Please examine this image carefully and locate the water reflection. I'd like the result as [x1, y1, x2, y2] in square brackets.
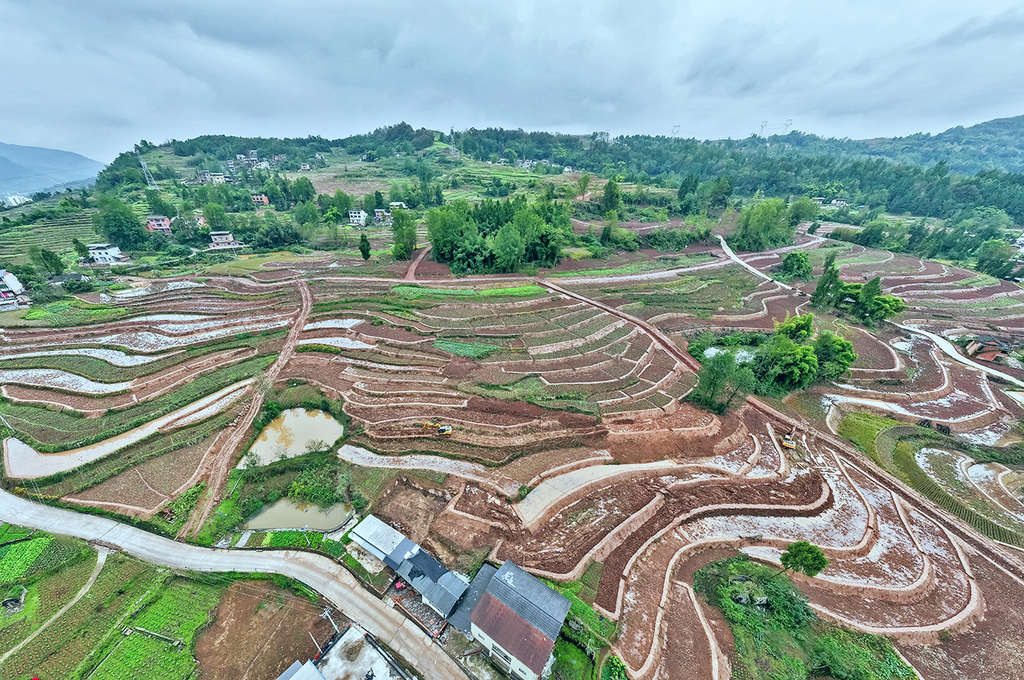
[245, 408, 345, 466]
[243, 498, 353, 531]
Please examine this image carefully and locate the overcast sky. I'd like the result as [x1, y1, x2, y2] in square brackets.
[3, 0, 1024, 162]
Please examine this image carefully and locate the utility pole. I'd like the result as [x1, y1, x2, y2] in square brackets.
[136, 150, 158, 190]
[320, 607, 340, 633]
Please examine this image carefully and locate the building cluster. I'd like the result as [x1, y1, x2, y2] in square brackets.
[348, 202, 407, 226]
[350, 515, 570, 680]
[811, 196, 849, 208]
[0, 269, 29, 310]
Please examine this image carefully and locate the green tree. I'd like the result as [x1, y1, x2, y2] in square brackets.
[787, 196, 818, 226]
[774, 313, 814, 342]
[39, 249, 65, 276]
[71, 238, 90, 260]
[677, 172, 699, 201]
[600, 210, 617, 246]
[391, 209, 417, 260]
[780, 251, 812, 279]
[779, 541, 829, 579]
[753, 335, 819, 394]
[291, 176, 316, 203]
[601, 179, 622, 214]
[493, 222, 525, 272]
[975, 239, 1017, 279]
[575, 173, 591, 198]
[692, 351, 757, 413]
[202, 202, 228, 230]
[811, 253, 842, 309]
[293, 201, 320, 226]
[332, 189, 353, 214]
[814, 332, 858, 381]
[94, 195, 148, 250]
[359, 233, 371, 261]
[145, 189, 175, 218]
[731, 198, 792, 251]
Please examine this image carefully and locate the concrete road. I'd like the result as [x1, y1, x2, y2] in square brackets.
[0, 489, 467, 679]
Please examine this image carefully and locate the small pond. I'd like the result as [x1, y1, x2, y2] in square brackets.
[243, 408, 345, 467]
[243, 498, 353, 531]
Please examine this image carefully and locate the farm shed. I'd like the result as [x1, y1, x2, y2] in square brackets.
[469, 562, 571, 680]
[349, 514, 469, 618]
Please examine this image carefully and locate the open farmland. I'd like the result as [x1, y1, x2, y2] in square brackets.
[4, 225, 1024, 680]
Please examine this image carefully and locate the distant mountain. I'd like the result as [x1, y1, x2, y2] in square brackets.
[734, 114, 1024, 175]
[0, 142, 106, 201]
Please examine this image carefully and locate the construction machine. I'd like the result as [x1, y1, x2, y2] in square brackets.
[780, 431, 797, 450]
[421, 421, 452, 437]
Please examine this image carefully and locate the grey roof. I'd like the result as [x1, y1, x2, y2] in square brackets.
[484, 562, 571, 642]
[275, 660, 325, 680]
[448, 563, 498, 634]
[351, 515, 468, 618]
[350, 514, 405, 562]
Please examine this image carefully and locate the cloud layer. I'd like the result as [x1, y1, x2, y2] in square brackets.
[2, 0, 1023, 161]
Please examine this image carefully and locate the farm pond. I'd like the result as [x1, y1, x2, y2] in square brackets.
[243, 498, 353, 531]
[243, 408, 345, 466]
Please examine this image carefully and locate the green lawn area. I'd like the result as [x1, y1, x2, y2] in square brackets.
[838, 412, 902, 466]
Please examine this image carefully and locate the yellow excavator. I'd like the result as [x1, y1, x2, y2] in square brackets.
[780, 431, 797, 450]
[422, 421, 453, 437]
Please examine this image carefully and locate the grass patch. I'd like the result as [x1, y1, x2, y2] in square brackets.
[433, 338, 501, 358]
[838, 412, 902, 466]
[393, 284, 546, 299]
[694, 556, 915, 680]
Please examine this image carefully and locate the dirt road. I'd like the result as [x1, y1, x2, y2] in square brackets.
[403, 245, 433, 281]
[0, 488, 467, 679]
[181, 279, 313, 539]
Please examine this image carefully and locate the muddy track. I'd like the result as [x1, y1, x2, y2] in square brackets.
[180, 280, 312, 540]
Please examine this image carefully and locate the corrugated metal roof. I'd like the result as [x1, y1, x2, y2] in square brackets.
[449, 564, 498, 635]
[484, 562, 570, 641]
[350, 515, 405, 561]
[275, 660, 325, 680]
[471, 592, 556, 676]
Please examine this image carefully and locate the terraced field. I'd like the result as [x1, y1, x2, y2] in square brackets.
[3, 230, 1024, 680]
[0, 212, 101, 263]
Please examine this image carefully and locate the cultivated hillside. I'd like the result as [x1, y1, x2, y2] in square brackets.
[0, 141, 106, 201]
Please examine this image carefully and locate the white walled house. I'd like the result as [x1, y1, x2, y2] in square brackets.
[87, 243, 129, 265]
[349, 209, 367, 226]
[209, 231, 244, 249]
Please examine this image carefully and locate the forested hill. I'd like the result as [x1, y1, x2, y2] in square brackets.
[739, 115, 1024, 175]
[98, 118, 1024, 223]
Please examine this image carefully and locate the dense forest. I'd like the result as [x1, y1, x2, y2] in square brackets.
[86, 120, 1024, 225]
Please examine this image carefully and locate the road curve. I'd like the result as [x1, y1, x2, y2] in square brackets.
[0, 489, 466, 679]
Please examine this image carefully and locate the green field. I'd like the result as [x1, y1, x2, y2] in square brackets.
[0, 212, 101, 263]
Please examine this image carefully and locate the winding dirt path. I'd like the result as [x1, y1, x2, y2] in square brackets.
[0, 547, 109, 666]
[181, 280, 312, 540]
[403, 245, 433, 282]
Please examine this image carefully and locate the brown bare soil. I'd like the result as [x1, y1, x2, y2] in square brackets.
[374, 478, 450, 543]
[196, 581, 339, 680]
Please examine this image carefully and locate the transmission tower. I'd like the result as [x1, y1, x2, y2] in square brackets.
[671, 124, 680, 137]
[136, 150, 158, 189]
[759, 121, 768, 137]
[783, 119, 794, 134]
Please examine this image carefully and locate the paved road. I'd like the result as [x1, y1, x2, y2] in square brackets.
[717, 235, 794, 290]
[0, 489, 466, 679]
[894, 323, 1024, 390]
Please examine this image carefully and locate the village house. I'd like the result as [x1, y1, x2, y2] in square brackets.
[209, 231, 244, 249]
[467, 562, 570, 680]
[146, 215, 172, 235]
[87, 243, 130, 265]
[300, 163, 311, 171]
[0, 269, 27, 306]
[388, 202, 408, 211]
[349, 515, 469, 619]
[48, 273, 91, 286]
[349, 209, 367, 226]
[830, 198, 849, 208]
[252, 193, 270, 206]
[374, 208, 391, 223]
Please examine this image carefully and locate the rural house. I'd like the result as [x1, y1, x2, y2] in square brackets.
[966, 334, 1011, 362]
[87, 243, 129, 264]
[374, 208, 391, 224]
[349, 515, 469, 618]
[146, 215, 172, 235]
[48, 273, 91, 286]
[209, 231, 244, 249]
[0, 269, 28, 307]
[300, 163, 311, 171]
[252, 193, 270, 206]
[468, 562, 570, 680]
[348, 209, 367, 226]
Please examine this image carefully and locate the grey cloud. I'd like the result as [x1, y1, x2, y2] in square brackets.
[1, 0, 1023, 160]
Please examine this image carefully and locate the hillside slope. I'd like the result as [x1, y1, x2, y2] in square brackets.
[0, 142, 106, 200]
